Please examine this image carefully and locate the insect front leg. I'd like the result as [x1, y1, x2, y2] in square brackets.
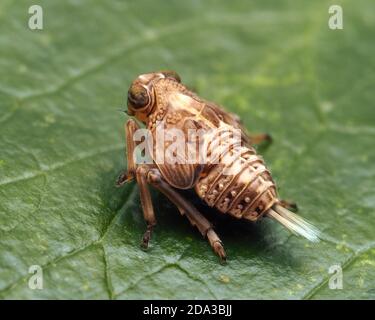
[116, 119, 157, 248]
[146, 168, 227, 263]
[136, 165, 157, 249]
[116, 119, 140, 187]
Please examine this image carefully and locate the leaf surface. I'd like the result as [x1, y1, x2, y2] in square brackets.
[0, 0, 374, 299]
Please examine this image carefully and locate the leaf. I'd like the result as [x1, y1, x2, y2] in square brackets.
[0, 0, 374, 299]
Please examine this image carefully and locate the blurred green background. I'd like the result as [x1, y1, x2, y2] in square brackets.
[0, 0, 374, 299]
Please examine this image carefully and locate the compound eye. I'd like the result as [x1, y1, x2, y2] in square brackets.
[128, 83, 149, 109]
[161, 70, 181, 82]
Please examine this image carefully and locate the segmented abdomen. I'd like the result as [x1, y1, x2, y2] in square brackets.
[195, 144, 277, 222]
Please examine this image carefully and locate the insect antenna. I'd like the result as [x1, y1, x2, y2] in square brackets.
[267, 204, 320, 242]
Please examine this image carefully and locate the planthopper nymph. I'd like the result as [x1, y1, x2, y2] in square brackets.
[117, 70, 320, 262]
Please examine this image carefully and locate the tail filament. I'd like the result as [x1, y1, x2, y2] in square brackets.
[267, 204, 320, 242]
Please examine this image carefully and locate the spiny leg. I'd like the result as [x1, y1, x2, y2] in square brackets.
[146, 168, 226, 262]
[116, 119, 140, 187]
[176, 204, 226, 262]
[116, 119, 157, 248]
[117, 121, 225, 259]
[136, 166, 157, 249]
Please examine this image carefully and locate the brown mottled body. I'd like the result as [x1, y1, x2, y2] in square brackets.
[145, 76, 277, 222]
[118, 71, 319, 262]
[196, 151, 276, 221]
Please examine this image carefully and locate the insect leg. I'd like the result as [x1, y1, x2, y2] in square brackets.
[146, 168, 227, 262]
[136, 165, 157, 249]
[116, 119, 140, 187]
[248, 133, 272, 145]
[212, 106, 272, 146]
[278, 199, 298, 212]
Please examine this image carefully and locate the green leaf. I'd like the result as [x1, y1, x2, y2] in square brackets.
[0, 0, 374, 299]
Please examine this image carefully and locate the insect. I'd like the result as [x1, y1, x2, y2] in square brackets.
[117, 70, 320, 262]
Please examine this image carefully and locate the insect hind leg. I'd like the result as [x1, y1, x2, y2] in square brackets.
[146, 168, 227, 263]
[248, 132, 272, 145]
[278, 199, 298, 212]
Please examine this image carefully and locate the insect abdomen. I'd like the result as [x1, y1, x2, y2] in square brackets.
[195, 147, 277, 222]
